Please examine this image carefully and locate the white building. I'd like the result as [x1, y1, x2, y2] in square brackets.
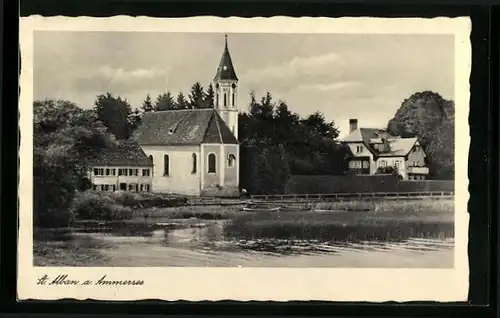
[133, 35, 240, 197]
[87, 141, 153, 192]
[341, 119, 429, 180]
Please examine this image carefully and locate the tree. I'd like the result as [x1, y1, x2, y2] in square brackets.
[34, 100, 116, 228]
[176, 92, 189, 109]
[93, 93, 135, 139]
[155, 92, 176, 111]
[240, 138, 291, 195]
[238, 91, 349, 193]
[386, 91, 454, 179]
[300, 111, 339, 140]
[204, 83, 215, 108]
[141, 94, 155, 113]
[188, 82, 205, 109]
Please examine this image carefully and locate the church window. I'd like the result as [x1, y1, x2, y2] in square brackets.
[232, 83, 236, 89]
[192, 153, 197, 173]
[228, 154, 236, 167]
[208, 153, 216, 173]
[164, 154, 170, 176]
[224, 93, 227, 107]
[232, 92, 235, 106]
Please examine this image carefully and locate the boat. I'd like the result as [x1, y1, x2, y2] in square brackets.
[241, 207, 281, 212]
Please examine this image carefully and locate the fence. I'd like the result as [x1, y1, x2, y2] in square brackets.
[249, 191, 454, 201]
[286, 175, 454, 194]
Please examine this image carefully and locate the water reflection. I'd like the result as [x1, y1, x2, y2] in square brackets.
[69, 218, 454, 257]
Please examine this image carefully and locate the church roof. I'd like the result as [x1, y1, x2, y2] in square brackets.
[213, 35, 238, 81]
[134, 109, 238, 146]
[87, 141, 153, 167]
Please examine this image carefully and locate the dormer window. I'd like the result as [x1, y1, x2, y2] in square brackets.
[356, 145, 363, 153]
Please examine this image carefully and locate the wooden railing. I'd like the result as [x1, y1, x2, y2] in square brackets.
[249, 191, 454, 201]
[187, 191, 454, 206]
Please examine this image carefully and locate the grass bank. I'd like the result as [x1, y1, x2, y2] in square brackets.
[224, 199, 454, 242]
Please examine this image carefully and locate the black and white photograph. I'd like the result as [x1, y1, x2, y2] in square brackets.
[18, 16, 470, 302]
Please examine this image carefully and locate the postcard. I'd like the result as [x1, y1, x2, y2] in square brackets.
[18, 16, 470, 302]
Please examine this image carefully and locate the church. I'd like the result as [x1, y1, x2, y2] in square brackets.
[88, 35, 241, 197]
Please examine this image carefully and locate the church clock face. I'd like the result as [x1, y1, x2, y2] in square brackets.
[223, 65, 228, 71]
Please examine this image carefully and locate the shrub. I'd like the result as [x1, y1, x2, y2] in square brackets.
[71, 191, 133, 221]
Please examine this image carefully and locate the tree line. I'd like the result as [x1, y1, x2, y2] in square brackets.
[386, 91, 454, 180]
[33, 85, 454, 227]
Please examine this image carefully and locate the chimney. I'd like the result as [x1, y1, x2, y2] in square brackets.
[349, 119, 358, 134]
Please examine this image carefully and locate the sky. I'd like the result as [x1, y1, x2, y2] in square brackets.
[33, 31, 455, 137]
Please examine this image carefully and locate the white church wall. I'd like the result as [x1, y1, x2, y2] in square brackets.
[141, 145, 201, 196]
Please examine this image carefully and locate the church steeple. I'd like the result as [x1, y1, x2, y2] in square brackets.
[214, 34, 238, 81]
[213, 34, 239, 140]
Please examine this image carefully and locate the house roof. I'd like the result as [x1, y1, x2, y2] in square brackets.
[341, 128, 382, 154]
[377, 137, 419, 157]
[342, 127, 420, 157]
[213, 35, 238, 81]
[87, 141, 153, 167]
[134, 109, 238, 146]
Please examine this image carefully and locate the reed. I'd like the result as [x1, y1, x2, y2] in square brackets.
[224, 199, 454, 242]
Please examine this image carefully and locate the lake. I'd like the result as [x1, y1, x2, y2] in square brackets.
[34, 219, 454, 268]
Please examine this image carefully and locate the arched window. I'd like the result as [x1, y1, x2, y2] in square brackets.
[192, 153, 197, 173]
[232, 93, 235, 106]
[223, 93, 227, 107]
[228, 154, 236, 167]
[208, 153, 216, 173]
[163, 154, 170, 176]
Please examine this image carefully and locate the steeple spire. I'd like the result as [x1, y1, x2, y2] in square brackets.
[214, 34, 238, 81]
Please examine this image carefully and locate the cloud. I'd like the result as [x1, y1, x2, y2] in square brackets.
[298, 81, 363, 92]
[94, 65, 171, 83]
[243, 52, 344, 83]
[70, 65, 172, 95]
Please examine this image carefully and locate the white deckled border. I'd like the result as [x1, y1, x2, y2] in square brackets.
[18, 16, 471, 302]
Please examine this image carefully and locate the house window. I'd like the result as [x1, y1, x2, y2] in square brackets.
[103, 185, 110, 191]
[356, 146, 363, 153]
[208, 153, 216, 173]
[395, 161, 400, 169]
[112, 185, 116, 191]
[362, 161, 369, 169]
[128, 169, 138, 176]
[92, 185, 98, 191]
[192, 153, 197, 173]
[142, 169, 150, 176]
[228, 154, 236, 167]
[224, 93, 227, 107]
[105, 169, 110, 176]
[118, 168, 128, 176]
[380, 160, 387, 168]
[111, 169, 116, 176]
[128, 183, 139, 192]
[145, 184, 150, 192]
[94, 168, 104, 176]
[164, 154, 170, 175]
